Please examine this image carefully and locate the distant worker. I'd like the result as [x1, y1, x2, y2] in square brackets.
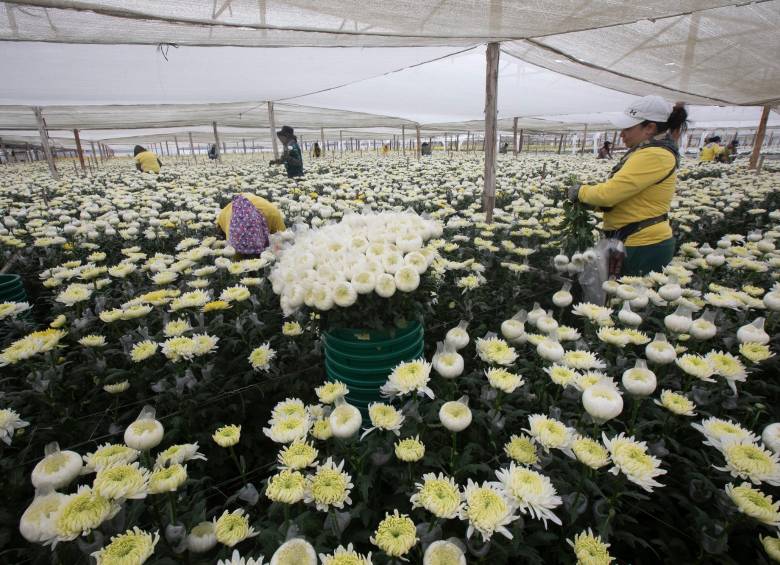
[217, 193, 286, 255]
[699, 135, 722, 162]
[382, 144, 390, 156]
[569, 96, 688, 277]
[313, 142, 322, 158]
[716, 139, 739, 164]
[208, 144, 218, 160]
[597, 140, 613, 159]
[133, 145, 162, 173]
[499, 142, 509, 154]
[421, 142, 432, 156]
[270, 125, 303, 177]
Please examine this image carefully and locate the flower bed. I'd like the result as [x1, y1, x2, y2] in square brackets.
[1, 155, 779, 564]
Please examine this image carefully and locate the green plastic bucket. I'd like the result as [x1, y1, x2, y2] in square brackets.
[0, 274, 26, 303]
[325, 329, 423, 368]
[323, 320, 424, 419]
[324, 321, 422, 353]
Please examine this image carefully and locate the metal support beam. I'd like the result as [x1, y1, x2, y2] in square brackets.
[188, 132, 196, 162]
[415, 125, 421, 160]
[512, 117, 518, 157]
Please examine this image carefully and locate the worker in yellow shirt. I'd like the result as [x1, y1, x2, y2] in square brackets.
[699, 136, 723, 162]
[569, 96, 688, 276]
[133, 145, 162, 173]
[217, 193, 286, 255]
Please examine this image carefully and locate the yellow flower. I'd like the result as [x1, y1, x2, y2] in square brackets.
[277, 440, 318, 470]
[213, 509, 258, 547]
[715, 440, 780, 485]
[0, 328, 67, 366]
[395, 436, 425, 462]
[50, 314, 67, 328]
[248, 343, 276, 371]
[571, 436, 610, 469]
[504, 434, 538, 466]
[761, 534, 780, 562]
[567, 528, 614, 565]
[319, 544, 372, 565]
[654, 390, 697, 417]
[54, 486, 119, 542]
[410, 472, 462, 519]
[740, 342, 774, 363]
[460, 479, 517, 541]
[203, 300, 232, 312]
[148, 464, 187, 494]
[282, 321, 303, 336]
[304, 458, 353, 512]
[311, 419, 333, 440]
[213, 425, 241, 447]
[370, 510, 417, 557]
[130, 341, 158, 362]
[83, 443, 140, 472]
[79, 335, 107, 347]
[93, 463, 149, 500]
[315, 381, 349, 405]
[485, 368, 524, 393]
[265, 470, 306, 504]
[726, 483, 780, 527]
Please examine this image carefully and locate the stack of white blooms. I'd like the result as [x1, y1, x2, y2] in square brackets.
[269, 211, 443, 315]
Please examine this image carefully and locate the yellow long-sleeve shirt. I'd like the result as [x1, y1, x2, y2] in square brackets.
[699, 143, 722, 162]
[217, 193, 286, 238]
[578, 146, 676, 247]
[135, 150, 160, 173]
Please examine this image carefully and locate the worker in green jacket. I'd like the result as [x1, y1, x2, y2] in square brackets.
[569, 96, 688, 276]
[270, 125, 304, 178]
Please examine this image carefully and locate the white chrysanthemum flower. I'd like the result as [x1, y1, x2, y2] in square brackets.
[602, 432, 667, 492]
[361, 403, 405, 439]
[476, 336, 518, 366]
[0, 408, 29, 445]
[439, 397, 472, 432]
[19, 492, 68, 544]
[304, 457, 353, 512]
[380, 359, 434, 399]
[154, 443, 207, 468]
[495, 463, 561, 528]
[329, 402, 362, 439]
[713, 439, 780, 485]
[459, 479, 518, 542]
[411, 472, 462, 519]
[186, 521, 217, 553]
[525, 414, 573, 454]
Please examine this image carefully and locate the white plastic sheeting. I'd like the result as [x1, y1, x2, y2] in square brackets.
[504, 2, 780, 105]
[0, 1, 738, 46]
[0, 1, 777, 145]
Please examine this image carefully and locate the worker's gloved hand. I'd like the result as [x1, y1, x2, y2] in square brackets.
[568, 184, 581, 202]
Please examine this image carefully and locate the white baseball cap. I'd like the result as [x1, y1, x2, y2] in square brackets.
[610, 95, 673, 129]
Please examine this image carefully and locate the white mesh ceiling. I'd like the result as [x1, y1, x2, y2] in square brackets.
[0, 1, 738, 46]
[0, 1, 777, 145]
[503, 2, 780, 106]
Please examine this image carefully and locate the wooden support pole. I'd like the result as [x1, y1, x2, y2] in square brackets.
[557, 133, 564, 154]
[749, 106, 771, 170]
[483, 42, 499, 223]
[242, 139, 247, 154]
[165, 141, 170, 157]
[416, 125, 421, 160]
[402, 125, 406, 156]
[320, 127, 325, 156]
[267, 101, 280, 161]
[174, 136, 181, 156]
[512, 117, 518, 157]
[518, 129, 524, 153]
[339, 131, 343, 157]
[33, 107, 59, 181]
[212, 121, 222, 162]
[90, 141, 99, 168]
[188, 132, 196, 162]
[73, 129, 86, 172]
[580, 124, 588, 155]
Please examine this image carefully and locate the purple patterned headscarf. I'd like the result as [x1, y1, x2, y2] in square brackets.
[228, 195, 270, 255]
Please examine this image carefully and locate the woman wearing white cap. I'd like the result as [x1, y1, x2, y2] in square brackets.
[569, 95, 688, 276]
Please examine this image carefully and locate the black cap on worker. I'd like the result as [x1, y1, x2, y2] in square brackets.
[277, 125, 295, 138]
